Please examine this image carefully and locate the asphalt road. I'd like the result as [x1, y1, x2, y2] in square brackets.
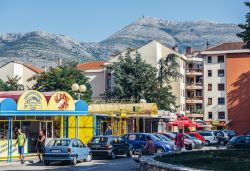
[1, 156, 138, 171]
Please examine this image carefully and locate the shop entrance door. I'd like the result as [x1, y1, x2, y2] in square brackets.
[40, 121, 54, 145]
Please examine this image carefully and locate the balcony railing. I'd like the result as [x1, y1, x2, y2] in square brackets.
[186, 83, 203, 89]
[186, 97, 203, 104]
[186, 68, 203, 72]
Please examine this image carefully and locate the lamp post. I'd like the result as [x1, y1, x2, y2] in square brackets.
[71, 83, 87, 138]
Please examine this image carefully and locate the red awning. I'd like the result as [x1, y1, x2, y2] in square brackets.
[168, 117, 202, 128]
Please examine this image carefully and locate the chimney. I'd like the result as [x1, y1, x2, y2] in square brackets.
[172, 45, 178, 52]
[186, 47, 192, 55]
[58, 58, 63, 66]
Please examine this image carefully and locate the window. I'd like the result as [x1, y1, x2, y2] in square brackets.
[208, 98, 212, 105]
[218, 83, 225, 91]
[208, 112, 213, 119]
[218, 111, 225, 119]
[207, 56, 212, 63]
[77, 140, 85, 147]
[208, 84, 212, 91]
[72, 141, 79, 147]
[208, 70, 212, 77]
[218, 70, 224, 77]
[218, 56, 224, 63]
[218, 98, 225, 105]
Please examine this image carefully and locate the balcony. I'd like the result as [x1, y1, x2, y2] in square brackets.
[186, 113, 204, 118]
[186, 97, 203, 104]
[186, 68, 203, 76]
[186, 108, 204, 118]
[186, 83, 203, 89]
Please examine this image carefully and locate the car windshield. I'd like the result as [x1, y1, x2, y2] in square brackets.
[91, 137, 108, 143]
[229, 136, 238, 143]
[150, 134, 162, 141]
[154, 134, 171, 141]
[47, 139, 70, 146]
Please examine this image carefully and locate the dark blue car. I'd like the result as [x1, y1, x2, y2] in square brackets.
[122, 133, 175, 153]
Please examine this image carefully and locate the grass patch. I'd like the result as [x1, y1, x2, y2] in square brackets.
[155, 150, 250, 171]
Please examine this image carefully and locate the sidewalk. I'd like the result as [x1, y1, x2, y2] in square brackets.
[0, 155, 39, 167]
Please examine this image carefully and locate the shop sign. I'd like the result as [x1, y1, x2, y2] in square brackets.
[0, 140, 27, 158]
[48, 92, 75, 110]
[212, 120, 220, 126]
[151, 104, 158, 116]
[17, 90, 48, 110]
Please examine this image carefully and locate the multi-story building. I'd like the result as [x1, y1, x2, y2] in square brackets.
[201, 42, 250, 133]
[185, 47, 204, 121]
[110, 40, 187, 114]
[0, 61, 43, 89]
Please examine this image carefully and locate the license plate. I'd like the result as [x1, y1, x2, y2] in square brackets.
[51, 149, 61, 153]
[92, 145, 100, 148]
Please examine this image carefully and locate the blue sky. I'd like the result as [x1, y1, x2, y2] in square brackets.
[0, 0, 247, 42]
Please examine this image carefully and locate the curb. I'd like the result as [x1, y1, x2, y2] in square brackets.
[0, 158, 39, 167]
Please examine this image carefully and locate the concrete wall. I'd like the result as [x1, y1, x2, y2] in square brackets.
[203, 54, 227, 121]
[226, 53, 250, 134]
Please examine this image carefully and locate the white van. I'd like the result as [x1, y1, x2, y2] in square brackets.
[198, 131, 218, 145]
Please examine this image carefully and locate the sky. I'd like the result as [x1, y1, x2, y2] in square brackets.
[0, 0, 248, 42]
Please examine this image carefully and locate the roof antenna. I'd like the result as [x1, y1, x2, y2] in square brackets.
[206, 40, 210, 49]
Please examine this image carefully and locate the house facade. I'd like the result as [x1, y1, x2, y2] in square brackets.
[0, 61, 43, 90]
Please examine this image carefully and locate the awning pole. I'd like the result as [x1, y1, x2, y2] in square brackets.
[75, 116, 79, 138]
[64, 116, 68, 138]
[7, 116, 13, 163]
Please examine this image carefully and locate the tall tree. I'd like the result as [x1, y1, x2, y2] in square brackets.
[237, 2, 250, 49]
[158, 53, 181, 87]
[105, 51, 177, 111]
[29, 64, 92, 101]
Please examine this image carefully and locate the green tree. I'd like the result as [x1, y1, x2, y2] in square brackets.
[158, 53, 181, 87]
[29, 64, 92, 101]
[105, 51, 177, 111]
[237, 2, 250, 49]
[0, 76, 24, 91]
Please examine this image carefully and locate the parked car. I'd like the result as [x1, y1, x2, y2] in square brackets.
[153, 133, 176, 150]
[156, 132, 193, 150]
[227, 135, 250, 149]
[213, 130, 230, 145]
[197, 131, 218, 145]
[87, 136, 133, 159]
[243, 130, 250, 136]
[184, 133, 203, 149]
[43, 138, 92, 165]
[224, 130, 237, 139]
[123, 133, 174, 153]
[187, 132, 205, 142]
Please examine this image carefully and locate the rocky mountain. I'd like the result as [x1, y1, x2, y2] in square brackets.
[0, 16, 242, 68]
[100, 16, 242, 52]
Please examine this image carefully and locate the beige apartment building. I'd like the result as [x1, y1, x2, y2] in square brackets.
[110, 40, 187, 114]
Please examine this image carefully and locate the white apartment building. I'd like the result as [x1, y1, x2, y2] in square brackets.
[110, 40, 187, 113]
[0, 61, 43, 89]
[202, 53, 227, 122]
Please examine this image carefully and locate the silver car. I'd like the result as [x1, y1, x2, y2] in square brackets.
[43, 138, 92, 165]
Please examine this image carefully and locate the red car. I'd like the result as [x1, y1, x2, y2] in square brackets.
[156, 132, 193, 150]
[187, 132, 205, 142]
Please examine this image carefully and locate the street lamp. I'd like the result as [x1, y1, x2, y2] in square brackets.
[71, 83, 87, 138]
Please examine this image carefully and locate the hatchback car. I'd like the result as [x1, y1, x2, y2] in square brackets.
[88, 136, 133, 159]
[187, 132, 205, 142]
[43, 138, 92, 165]
[227, 135, 250, 149]
[197, 131, 218, 145]
[123, 133, 175, 153]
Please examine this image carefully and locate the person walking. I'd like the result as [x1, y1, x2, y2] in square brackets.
[105, 125, 112, 135]
[36, 130, 46, 162]
[15, 128, 26, 163]
[175, 129, 184, 151]
[142, 136, 155, 156]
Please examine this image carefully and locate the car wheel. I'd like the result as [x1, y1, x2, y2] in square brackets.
[85, 154, 92, 162]
[219, 140, 226, 146]
[156, 147, 165, 154]
[44, 160, 50, 166]
[109, 151, 116, 160]
[185, 144, 192, 150]
[204, 140, 210, 146]
[71, 156, 77, 165]
[127, 149, 133, 157]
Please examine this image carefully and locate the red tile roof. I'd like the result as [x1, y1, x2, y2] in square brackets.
[23, 64, 44, 74]
[77, 61, 106, 70]
[205, 42, 246, 51]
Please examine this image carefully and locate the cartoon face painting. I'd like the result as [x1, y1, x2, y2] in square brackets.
[54, 93, 70, 110]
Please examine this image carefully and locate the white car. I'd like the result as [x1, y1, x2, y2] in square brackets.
[198, 131, 218, 145]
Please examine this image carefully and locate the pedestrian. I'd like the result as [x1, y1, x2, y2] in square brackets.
[105, 125, 112, 135]
[36, 130, 45, 162]
[15, 128, 26, 163]
[175, 129, 184, 151]
[142, 136, 155, 156]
